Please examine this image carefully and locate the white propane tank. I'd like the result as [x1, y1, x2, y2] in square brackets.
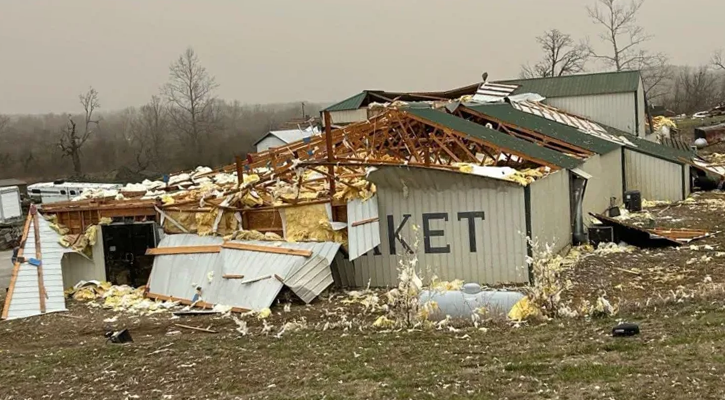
[419, 283, 524, 320]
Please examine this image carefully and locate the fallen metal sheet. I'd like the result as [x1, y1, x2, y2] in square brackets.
[147, 234, 340, 311]
[347, 195, 381, 261]
[2, 212, 75, 320]
[472, 82, 519, 103]
[590, 213, 682, 248]
[649, 228, 713, 244]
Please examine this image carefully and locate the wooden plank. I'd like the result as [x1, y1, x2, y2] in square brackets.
[174, 324, 218, 334]
[145, 246, 222, 256]
[1, 212, 33, 320]
[32, 211, 46, 314]
[145, 292, 250, 313]
[351, 217, 379, 227]
[222, 274, 245, 279]
[222, 242, 312, 257]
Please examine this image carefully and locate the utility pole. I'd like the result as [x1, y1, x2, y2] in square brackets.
[301, 102, 306, 120]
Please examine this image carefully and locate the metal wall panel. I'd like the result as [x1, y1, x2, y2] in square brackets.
[529, 170, 571, 255]
[347, 196, 381, 261]
[329, 109, 368, 125]
[147, 235, 340, 310]
[637, 79, 647, 138]
[580, 149, 624, 220]
[5, 214, 74, 320]
[624, 149, 684, 202]
[61, 228, 107, 289]
[547, 92, 637, 135]
[355, 167, 528, 287]
[0, 186, 22, 223]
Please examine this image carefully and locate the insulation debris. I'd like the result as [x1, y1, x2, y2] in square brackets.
[429, 276, 464, 291]
[454, 163, 547, 186]
[283, 204, 346, 244]
[67, 281, 178, 315]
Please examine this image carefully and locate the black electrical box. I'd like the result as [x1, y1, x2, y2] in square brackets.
[624, 190, 642, 212]
[588, 226, 614, 247]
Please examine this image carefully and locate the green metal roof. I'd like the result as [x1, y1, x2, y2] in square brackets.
[405, 108, 582, 170]
[466, 103, 621, 155]
[496, 71, 641, 98]
[602, 125, 694, 164]
[324, 92, 367, 112]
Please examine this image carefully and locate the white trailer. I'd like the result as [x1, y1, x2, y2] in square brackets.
[28, 182, 122, 204]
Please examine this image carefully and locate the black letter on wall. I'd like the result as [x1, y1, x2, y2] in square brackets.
[387, 214, 413, 255]
[457, 212, 485, 252]
[423, 213, 450, 254]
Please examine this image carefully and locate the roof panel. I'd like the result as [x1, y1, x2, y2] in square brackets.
[405, 108, 582, 170]
[465, 103, 621, 155]
[496, 71, 641, 98]
[324, 92, 368, 112]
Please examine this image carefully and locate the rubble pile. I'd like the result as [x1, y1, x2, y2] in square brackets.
[66, 280, 178, 315]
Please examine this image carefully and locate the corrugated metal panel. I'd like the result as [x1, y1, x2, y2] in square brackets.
[329, 109, 368, 124]
[147, 235, 340, 310]
[529, 170, 571, 254]
[624, 149, 684, 202]
[330, 252, 356, 288]
[324, 92, 368, 112]
[580, 150, 624, 219]
[498, 71, 641, 97]
[472, 82, 519, 103]
[347, 196, 381, 261]
[61, 228, 107, 288]
[637, 79, 646, 137]
[547, 93, 637, 135]
[0, 186, 22, 223]
[355, 167, 528, 287]
[5, 214, 74, 320]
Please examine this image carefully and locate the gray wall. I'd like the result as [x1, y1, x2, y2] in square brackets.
[624, 149, 684, 202]
[529, 169, 571, 255]
[684, 165, 691, 198]
[580, 149, 624, 222]
[547, 92, 638, 136]
[354, 167, 528, 287]
[329, 109, 368, 125]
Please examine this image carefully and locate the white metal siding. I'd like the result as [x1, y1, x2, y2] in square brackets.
[255, 136, 287, 152]
[547, 93, 637, 135]
[580, 150, 624, 219]
[329, 109, 368, 124]
[529, 170, 571, 255]
[355, 167, 528, 287]
[5, 214, 72, 320]
[624, 149, 684, 202]
[347, 196, 381, 261]
[0, 186, 22, 222]
[61, 228, 107, 289]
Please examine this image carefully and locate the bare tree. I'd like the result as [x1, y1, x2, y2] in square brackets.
[521, 29, 590, 78]
[669, 66, 719, 114]
[59, 87, 100, 176]
[0, 115, 9, 134]
[130, 95, 168, 171]
[713, 50, 725, 71]
[163, 47, 219, 163]
[587, 0, 653, 71]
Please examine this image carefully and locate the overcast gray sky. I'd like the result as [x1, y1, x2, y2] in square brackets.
[0, 0, 721, 114]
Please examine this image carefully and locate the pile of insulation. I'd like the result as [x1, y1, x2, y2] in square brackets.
[46, 215, 111, 256]
[454, 163, 548, 185]
[66, 281, 177, 315]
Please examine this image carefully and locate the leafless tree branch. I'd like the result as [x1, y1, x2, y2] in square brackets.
[713, 50, 725, 71]
[520, 29, 590, 78]
[587, 0, 649, 72]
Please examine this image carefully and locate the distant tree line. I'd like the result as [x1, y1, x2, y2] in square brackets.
[521, 0, 725, 117]
[0, 48, 322, 182]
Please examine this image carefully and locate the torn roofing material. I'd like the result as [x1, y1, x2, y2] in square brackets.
[602, 125, 694, 165]
[462, 103, 621, 155]
[3, 211, 75, 320]
[404, 107, 582, 170]
[323, 83, 481, 112]
[347, 195, 381, 261]
[496, 71, 641, 98]
[146, 234, 341, 310]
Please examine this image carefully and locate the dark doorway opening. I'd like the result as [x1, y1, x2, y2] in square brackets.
[102, 222, 159, 287]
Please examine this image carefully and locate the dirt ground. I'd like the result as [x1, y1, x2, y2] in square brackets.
[4, 193, 725, 399]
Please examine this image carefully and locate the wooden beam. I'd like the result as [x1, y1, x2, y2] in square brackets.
[174, 324, 218, 334]
[145, 246, 222, 256]
[32, 210, 46, 314]
[223, 274, 245, 279]
[145, 292, 250, 313]
[1, 212, 33, 320]
[351, 217, 379, 227]
[222, 242, 312, 257]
